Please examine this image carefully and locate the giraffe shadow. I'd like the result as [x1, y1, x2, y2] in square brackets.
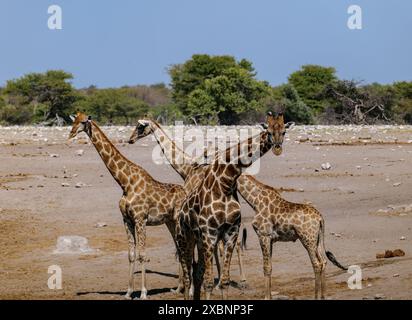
[77, 269, 179, 299]
[76, 287, 173, 299]
[133, 269, 179, 278]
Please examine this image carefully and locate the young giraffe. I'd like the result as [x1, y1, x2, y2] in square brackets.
[175, 113, 287, 300]
[68, 112, 185, 300]
[128, 119, 248, 289]
[237, 175, 347, 299]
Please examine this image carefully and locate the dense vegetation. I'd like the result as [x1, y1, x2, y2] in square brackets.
[1, 55, 411, 125]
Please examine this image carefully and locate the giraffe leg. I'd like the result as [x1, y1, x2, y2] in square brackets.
[201, 237, 216, 300]
[257, 234, 272, 300]
[123, 218, 136, 300]
[135, 218, 149, 300]
[220, 225, 240, 300]
[236, 237, 247, 287]
[176, 226, 194, 300]
[213, 244, 221, 289]
[316, 242, 327, 299]
[236, 223, 247, 288]
[193, 241, 205, 300]
[165, 221, 184, 294]
[301, 238, 326, 300]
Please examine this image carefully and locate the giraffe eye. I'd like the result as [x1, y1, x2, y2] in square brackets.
[282, 132, 286, 136]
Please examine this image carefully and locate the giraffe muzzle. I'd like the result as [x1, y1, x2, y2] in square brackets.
[272, 144, 283, 156]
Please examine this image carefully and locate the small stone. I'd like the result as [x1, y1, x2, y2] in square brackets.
[95, 222, 107, 228]
[393, 182, 402, 187]
[75, 149, 84, 156]
[50, 154, 59, 158]
[356, 166, 362, 170]
[374, 294, 386, 300]
[400, 236, 406, 240]
[321, 162, 331, 170]
[393, 273, 400, 277]
[271, 291, 280, 296]
[61, 183, 70, 187]
[75, 182, 88, 188]
[272, 295, 289, 300]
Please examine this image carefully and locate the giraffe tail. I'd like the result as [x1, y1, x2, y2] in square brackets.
[240, 227, 247, 251]
[320, 219, 348, 271]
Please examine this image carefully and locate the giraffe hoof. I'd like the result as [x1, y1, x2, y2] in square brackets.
[124, 293, 133, 300]
[139, 289, 148, 300]
[171, 287, 184, 294]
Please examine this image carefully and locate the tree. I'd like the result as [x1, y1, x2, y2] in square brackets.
[4, 70, 78, 122]
[77, 88, 149, 125]
[288, 65, 337, 114]
[169, 54, 270, 124]
[323, 80, 395, 124]
[281, 85, 314, 124]
[392, 81, 412, 124]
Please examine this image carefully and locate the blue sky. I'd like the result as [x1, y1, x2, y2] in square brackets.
[0, 0, 411, 88]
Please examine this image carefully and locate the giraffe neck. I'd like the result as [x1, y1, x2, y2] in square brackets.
[87, 121, 132, 191]
[220, 131, 273, 169]
[149, 121, 194, 180]
[237, 175, 280, 208]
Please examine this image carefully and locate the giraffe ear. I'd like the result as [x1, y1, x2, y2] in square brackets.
[69, 115, 75, 122]
[87, 115, 92, 121]
[138, 120, 150, 126]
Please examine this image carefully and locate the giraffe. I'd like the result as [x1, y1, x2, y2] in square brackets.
[68, 112, 185, 300]
[128, 119, 248, 288]
[237, 175, 347, 299]
[174, 113, 287, 300]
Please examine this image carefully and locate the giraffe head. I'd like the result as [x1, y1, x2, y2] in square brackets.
[68, 111, 92, 139]
[128, 119, 152, 144]
[263, 112, 293, 156]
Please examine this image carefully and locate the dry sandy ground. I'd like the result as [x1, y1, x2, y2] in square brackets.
[0, 125, 411, 300]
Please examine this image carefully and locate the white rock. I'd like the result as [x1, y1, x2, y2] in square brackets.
[321, 162, 331, 170]
[61, 183, 70, 187]
[53, 236, 95, 254]
[75, 149, 84, 156]
[75, 182, 88, 188]
[50, 154, 59, 158]
[374, 293, 386, 300]
[393, 182, 402, 187]
[95, 222, 108, 228]
[400, 236, 406, 240]
[393, 274, 400, 277]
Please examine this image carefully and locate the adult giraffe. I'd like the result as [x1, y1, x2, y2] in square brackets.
[68, 112, 185, 300]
